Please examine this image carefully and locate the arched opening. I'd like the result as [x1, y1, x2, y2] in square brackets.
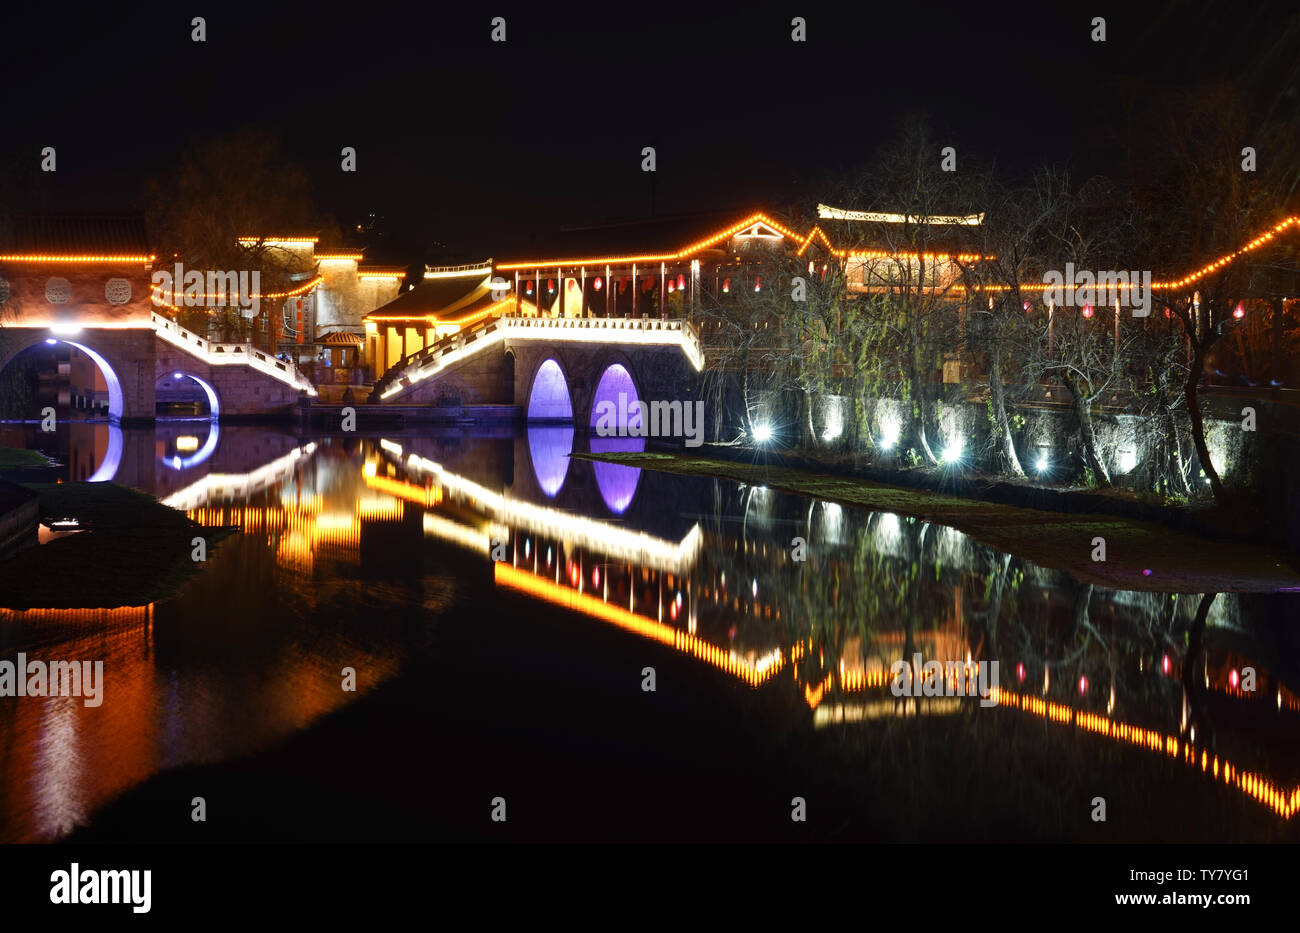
[503, 350, 516, 405]
[0, 338, 123, 422]
[156, 371, 219, 418]
[589, 362, 641, 435]
[0, 339, 124, 481]
[526, 358, 572, 422]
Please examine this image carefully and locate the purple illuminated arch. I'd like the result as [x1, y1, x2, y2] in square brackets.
[527, 358, 573, 421]
[527, 424, 575, 497]
[589, 435, 644, 514]
[588, 363, 641, 432]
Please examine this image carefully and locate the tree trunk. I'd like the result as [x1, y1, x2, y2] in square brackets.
[906, 315, 939, 464]
[1064, 376, 1111, 486]
[989, 348, 1024, 476]
[1184, 342, 1227, 504]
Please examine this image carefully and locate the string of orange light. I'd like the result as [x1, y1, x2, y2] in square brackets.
[0, 253, 157, 263]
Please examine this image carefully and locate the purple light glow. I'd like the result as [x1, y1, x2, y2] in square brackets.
[589, 435, 644, 514]
[526, 358, 573, 421]
[527, 424, 574, 497]
[588, 363, 641, 432]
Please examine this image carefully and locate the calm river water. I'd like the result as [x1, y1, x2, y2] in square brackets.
[1, 420, 1298, 842]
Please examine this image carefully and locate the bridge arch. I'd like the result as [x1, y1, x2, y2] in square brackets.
[588, 360, 643, 435]
[0, 332, 126, 423]
[526, 357, 573, 422]
[157, 369, 221, 419]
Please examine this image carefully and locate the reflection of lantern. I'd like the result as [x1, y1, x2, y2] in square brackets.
[1082, 304, 1093, 318]
[722, 278, 730, 293]
[1233, 302, 1245, 319]
[667, 280, 675, 293]
[1163, 306, 1170, 318]
[593, 276, 602, 291]
[1023, 301, 1031, 312]
[1078, 675, 1088, 695]
[754, 275, 762, 292]
[676, 273, 685, 290]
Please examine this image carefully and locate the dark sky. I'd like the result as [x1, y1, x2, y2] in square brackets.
[3, 1, 1289, 259]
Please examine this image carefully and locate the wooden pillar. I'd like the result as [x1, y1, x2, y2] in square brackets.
[659, 262, 666, 317]
[632, 263, 638, 317]
[1272, 297, 1285, 386]
[605, 264, 612, 317]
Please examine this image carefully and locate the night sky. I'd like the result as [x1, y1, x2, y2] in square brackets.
[3, 1, 1289, 259]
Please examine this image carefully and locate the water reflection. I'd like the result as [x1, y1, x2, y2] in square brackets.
[0, 423, 1297, 840]
[526, 424, 574, 497]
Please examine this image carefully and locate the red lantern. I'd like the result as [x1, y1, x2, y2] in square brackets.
[593, 276, 602, 291]
[1023, 301, 1031, 312]
[722, 278, 730, 293]
[676, 273, 686, 290]
[525, 280, 534, 295]
[1082, 304, 1093, 318]
[667, 280, 675, 293]
[1164, 306, 1171, 318]
[547, 278, 555, 293]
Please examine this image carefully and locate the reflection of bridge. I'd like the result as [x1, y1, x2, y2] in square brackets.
[372, 315, 702, 425]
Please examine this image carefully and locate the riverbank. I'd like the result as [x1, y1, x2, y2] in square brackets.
[0, 445, 51, 470]
[0, 483, 234, 609]
[572, 450, 1300, 593]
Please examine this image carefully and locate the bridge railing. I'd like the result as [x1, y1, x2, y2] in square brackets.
[374, 314, 705, 401]
[151, 311, 316, 395]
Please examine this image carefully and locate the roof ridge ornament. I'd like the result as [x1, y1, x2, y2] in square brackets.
[817, 203, 984, 225]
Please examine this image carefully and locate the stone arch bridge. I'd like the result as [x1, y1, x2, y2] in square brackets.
[0, 312, 315, 423]
[370, 316, 703, 426]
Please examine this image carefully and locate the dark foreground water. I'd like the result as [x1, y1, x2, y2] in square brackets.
[1, 420, 1298, 842]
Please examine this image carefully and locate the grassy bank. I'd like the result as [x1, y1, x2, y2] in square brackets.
[0, 445, 51, 470]
[0, 482, 234, 609]
[574, 451, 1300, 593]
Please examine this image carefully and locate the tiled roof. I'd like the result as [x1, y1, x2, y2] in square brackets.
[364, 275, 492, 321]
[0, 214, 152, 254]
[500, 209, 785, 264]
